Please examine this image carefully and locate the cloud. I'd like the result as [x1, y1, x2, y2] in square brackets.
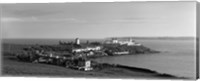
[42, 18, 87, 23]
[1, 17, 86, 23]
[1, 16, 38, 22]
[1, 17, 23, 22]
[111, 17, 167, 23]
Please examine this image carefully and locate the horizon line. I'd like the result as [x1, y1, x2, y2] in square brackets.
[2, 36, 196, 39]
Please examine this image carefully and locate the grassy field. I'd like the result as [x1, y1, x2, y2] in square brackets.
[1, 43, 186, 79]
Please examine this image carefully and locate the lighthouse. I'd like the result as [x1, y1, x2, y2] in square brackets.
[75, 38, 80, 45]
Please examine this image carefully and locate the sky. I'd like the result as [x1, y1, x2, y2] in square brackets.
[1, 1, 196, 39]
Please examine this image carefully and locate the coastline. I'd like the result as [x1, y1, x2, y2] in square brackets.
[2, 54, 188, 79]
[1, 43, 191, 79]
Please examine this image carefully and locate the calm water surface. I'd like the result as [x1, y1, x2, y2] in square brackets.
[95, 39, 196, 78]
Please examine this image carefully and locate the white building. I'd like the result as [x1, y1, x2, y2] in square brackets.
[105, 38, 141, 46]
[113, 51, 129, 55]
[72, 46, 101, 53]
[78, 60, 93, 71]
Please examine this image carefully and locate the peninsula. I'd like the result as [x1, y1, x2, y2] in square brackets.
[2, 38, 187, 79]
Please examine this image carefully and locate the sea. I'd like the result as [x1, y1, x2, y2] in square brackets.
[2, 38, 196, 79]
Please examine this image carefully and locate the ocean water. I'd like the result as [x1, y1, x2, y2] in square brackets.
[95, 39, 196, 79]
[2, 39, 196, 78]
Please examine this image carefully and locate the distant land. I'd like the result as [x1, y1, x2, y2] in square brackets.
[3, 36, 196, 40]
[106, 36, 196, 40]
[2, 37, 196, 45]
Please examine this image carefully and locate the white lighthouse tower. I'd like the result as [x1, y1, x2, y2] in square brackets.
[75, 38, 80, 45]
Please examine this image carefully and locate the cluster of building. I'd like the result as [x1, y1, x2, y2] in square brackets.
[18, 37, 145, 71]
[72, 46, 103, 58]
[71, 38, 104, 58]
[73, 38, 102, 53]
[72, 38, 141, 56]
[104, 38, 141, 46]
[72, 46, 101, 53]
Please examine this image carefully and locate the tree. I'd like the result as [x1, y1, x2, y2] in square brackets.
[90, 42, 101, 46]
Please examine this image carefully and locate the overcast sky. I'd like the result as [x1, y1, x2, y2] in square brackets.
[1, 2, 196, 39]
